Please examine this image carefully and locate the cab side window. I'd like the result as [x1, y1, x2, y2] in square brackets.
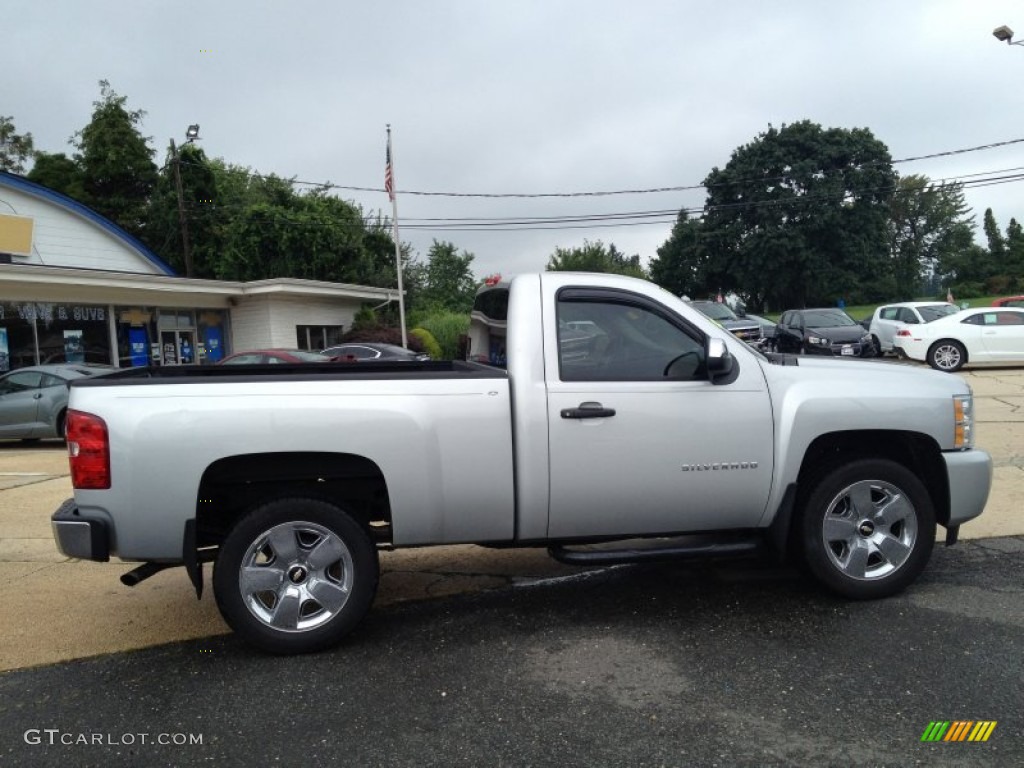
[557, 296, 705, 382]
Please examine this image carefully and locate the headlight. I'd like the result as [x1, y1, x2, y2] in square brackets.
[953, 393, 974, 449]
[807, 335, 829, 345]
[861, 334, 871, 344]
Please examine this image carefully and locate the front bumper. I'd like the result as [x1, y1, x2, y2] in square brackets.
[943, 449, 993, 526]
[51, 498, 110, 561]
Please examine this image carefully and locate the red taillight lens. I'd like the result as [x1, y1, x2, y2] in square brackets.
[66, 410, 110, 490]
[895, 329, 911, 337]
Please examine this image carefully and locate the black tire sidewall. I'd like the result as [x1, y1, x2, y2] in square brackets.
[799, 458, 936, 600]
[213, 498, 379, 654]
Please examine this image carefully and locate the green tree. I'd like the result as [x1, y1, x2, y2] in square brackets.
[72, 80, 158, 238]
[649, 211, 714, 300]
[983, 208, 1005, 262]
[1006, 218, 1024, 283]
[701, 121, 897, 309]
[26, 152, 84, 199]
[0, 116, 34, 173]
[888, 175, 975, 300]
[419, 240, 477, 312]
[546, 239, 646, 278]
[147, 142, 220, 276]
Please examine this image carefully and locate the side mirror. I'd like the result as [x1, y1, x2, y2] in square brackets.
[707, 337, 734, 382]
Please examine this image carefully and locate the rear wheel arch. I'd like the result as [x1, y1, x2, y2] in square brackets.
[195, 452, 393, 549]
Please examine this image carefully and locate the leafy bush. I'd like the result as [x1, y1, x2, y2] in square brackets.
[339, 327, 427, 354]
[416, 311, 470, 360]
[351, 307, 380, 332]
[409, 328, 442, 359]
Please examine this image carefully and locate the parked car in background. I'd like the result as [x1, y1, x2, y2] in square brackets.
[219, 349, 335, 365]
[869, 301, 960, 355]
[686, 300, 762, 346]
[893, 306, 1024, 372]
[992, 295, 1024, 308]
[323, 342, 430, 362]
[775, 308, 875, 357]
[741, 313, 777, 348]
[0, 364, 107, 440]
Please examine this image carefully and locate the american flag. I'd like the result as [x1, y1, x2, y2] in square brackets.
[384, 140, 394, 202]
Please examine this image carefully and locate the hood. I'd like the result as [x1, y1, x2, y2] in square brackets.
[718, 319, 761, 333]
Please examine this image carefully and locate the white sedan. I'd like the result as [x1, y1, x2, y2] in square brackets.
[893, 307, 1024, 372]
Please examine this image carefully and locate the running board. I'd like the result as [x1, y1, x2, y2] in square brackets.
[548, 534, 764, 566]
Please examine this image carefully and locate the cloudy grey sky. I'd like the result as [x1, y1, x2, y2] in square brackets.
[5, 0, 1024, 280]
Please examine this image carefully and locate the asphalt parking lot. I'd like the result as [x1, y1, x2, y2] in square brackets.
[0, 363, 1022, 765]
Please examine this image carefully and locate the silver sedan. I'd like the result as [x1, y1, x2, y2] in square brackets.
[0, 364, 107, 441]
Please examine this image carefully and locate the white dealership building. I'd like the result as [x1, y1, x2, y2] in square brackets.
[0, 172, 397, 370]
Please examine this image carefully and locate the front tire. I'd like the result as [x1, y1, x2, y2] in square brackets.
[870, 335, 882, 357]
[798, 459, 935, 600]
[928, 340, 966, 372]
[213, 498, 379, 654]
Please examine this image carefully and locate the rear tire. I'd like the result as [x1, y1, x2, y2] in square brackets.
[798, 459, 935, 599]
[56, 409, 67, 440]
[213, 498, 379, 654]
[927, 340, 966, 372]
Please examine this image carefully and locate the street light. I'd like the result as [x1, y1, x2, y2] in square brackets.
[993, 25, 1024, 45]
[170, 124, 199, 277]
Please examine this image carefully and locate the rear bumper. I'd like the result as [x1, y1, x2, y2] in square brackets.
[943, 449, 993, 526]
[51, 498, 110, 561]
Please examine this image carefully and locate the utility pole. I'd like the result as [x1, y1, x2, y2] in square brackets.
[170, 138, 193, 278]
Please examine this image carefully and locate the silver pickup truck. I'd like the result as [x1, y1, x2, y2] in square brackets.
[52, 272, 992, 654]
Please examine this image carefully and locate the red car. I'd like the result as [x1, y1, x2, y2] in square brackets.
[218, 349, 334, 365]
[992, 296, 1024, 308]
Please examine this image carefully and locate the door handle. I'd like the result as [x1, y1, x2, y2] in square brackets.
[33, 393, 43, 399]
[561, 401, 616, 419]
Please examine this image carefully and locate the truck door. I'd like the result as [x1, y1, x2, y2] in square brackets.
[545, 287, 774, 539]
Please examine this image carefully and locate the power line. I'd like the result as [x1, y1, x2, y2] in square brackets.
[175, 136, 1024, 200]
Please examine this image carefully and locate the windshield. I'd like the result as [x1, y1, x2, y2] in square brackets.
[918, 304, 960, 322]
[803, 310, 857, 328]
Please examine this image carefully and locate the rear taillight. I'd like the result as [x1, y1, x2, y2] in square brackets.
[67, 410, 110, 489]
[895, 329, 912, 337]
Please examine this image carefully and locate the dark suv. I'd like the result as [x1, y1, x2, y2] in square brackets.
[686, 300, 762, 345]
[775, 308, 874, 357]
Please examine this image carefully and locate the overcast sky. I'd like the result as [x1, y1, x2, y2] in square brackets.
[5, 0, 1024, 281]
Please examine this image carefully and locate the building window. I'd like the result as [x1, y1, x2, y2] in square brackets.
[0, 301, 111, 371]
[296, 325, 344, 351]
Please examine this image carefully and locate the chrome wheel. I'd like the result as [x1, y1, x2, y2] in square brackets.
[214, 498, 379, 653]
[821, 479, 917, 581]
[799, 458, 935, 599]
[240, 521, 354, 631]
[929, 341, 965, 372]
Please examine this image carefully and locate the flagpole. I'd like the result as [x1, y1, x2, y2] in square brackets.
[386, 124, 408, 348]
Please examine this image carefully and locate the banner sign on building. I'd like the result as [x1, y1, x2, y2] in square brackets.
[0, 214, 34, 257]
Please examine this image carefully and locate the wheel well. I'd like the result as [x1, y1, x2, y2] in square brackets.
[796, 431, 950, 526]
[195, 452, 392, 548]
